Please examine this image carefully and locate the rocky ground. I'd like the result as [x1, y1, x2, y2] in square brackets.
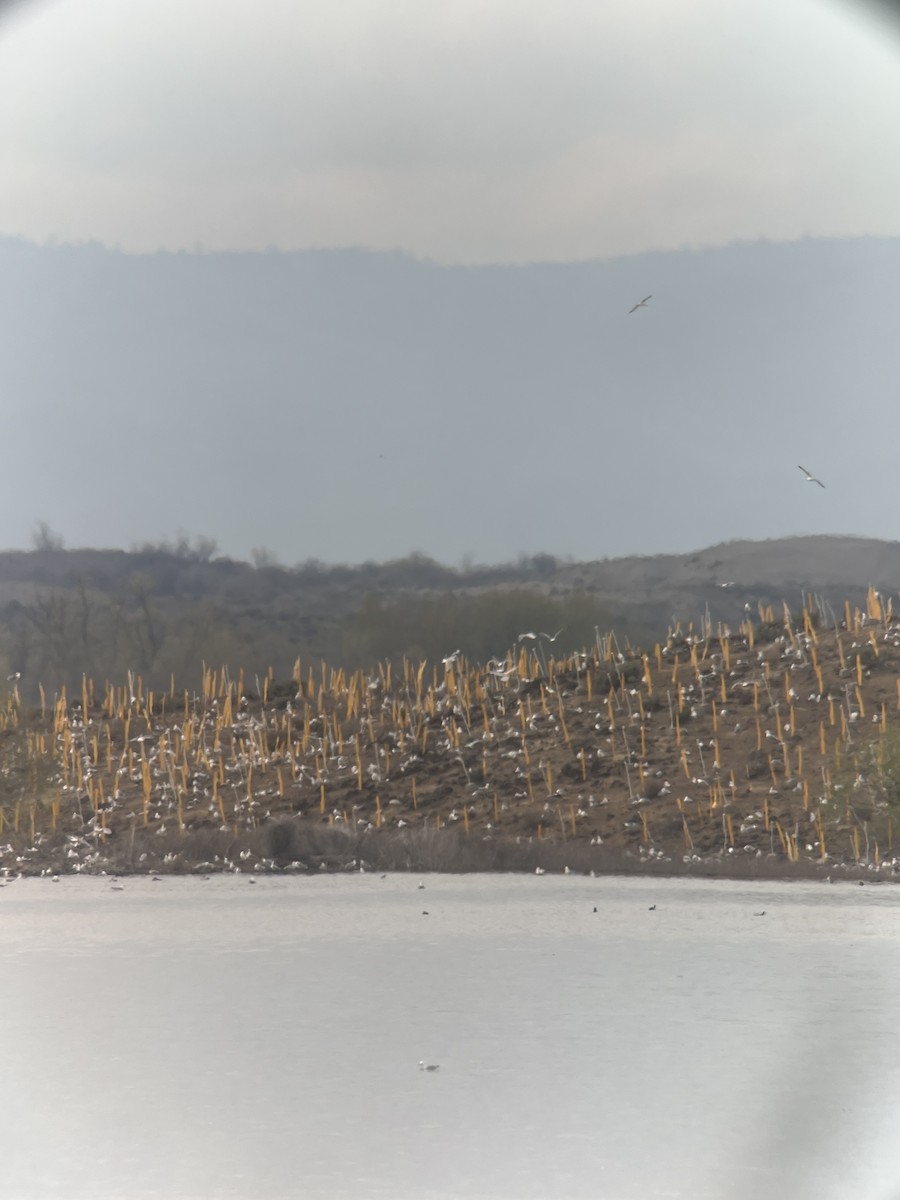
[2, 592, 899, 881]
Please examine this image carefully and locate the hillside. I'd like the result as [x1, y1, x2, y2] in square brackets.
[3, 534, 900, 694]
[1, 574, 899, 880]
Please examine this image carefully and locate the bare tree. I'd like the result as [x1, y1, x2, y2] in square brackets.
[31, 521, 64, 552]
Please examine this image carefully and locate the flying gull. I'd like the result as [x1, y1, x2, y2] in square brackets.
[628, 295, 652, 313]
[798, 465, 825, 488]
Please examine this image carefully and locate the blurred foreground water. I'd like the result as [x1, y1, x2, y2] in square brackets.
[2, 872, 899, 1200]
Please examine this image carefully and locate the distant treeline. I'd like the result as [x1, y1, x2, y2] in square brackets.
[0, 545, 632, 696]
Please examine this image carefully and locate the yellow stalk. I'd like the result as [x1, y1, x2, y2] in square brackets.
[682, 814, 693, 850]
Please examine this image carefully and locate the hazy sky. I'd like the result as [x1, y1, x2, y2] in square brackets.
[0, 0, 898, 264]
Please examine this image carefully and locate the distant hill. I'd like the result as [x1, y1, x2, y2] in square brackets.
[1, 534, 898, 694]
[1, 235, 899, 564]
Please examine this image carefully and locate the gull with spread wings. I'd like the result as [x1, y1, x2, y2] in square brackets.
[798, 465, 825, 489]
[628, 295, 652, 314]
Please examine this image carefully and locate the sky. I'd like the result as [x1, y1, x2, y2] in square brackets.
[0, 0, 898, 568]
[0, 0, 898, 265]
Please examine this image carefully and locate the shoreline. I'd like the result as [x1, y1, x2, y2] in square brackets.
[2, 825, 895, 884]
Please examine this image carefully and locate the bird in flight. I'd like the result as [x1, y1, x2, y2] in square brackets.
[798, 465, 825, 488]
[628, 295, 652, 313]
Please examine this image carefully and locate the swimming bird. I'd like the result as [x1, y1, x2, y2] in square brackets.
[628, 295, 652, 313]
[419, 1061, 440, 1072]
[798, 465, 825, 488]
[648, 904, 656, 911]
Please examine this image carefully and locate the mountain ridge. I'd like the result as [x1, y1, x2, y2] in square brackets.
[2, 234, 898, 563]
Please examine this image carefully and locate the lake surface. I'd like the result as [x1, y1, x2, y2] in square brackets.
[2, 872, 899, 1200]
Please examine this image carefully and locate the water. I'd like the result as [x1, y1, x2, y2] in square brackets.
[2, 872, 900, 1200]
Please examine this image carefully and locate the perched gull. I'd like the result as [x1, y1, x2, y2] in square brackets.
[628, 295, 652, 313]
[798, 465, 825, 488]
[419, 1061, 440, 1072]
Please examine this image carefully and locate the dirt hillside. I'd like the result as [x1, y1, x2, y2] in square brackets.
[1, 590, 898, 880]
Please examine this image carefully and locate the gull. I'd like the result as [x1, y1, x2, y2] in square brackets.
[517, 629, 563, 643]
[487, 666, 517, 682]
[628, 295, 652, 313]
[419, 1061, 440, 1072]
[798, 465, 825, 488]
